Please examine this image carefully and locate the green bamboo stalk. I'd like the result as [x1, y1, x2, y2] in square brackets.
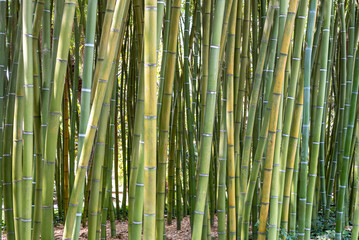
[182, 107, 188, 219]
[304, 0, 332, 237]
[31, 0, 47, 238]
[62, 0, 128, 236]
[191, 0, 226, 237]
[183, 0, 197, 225]
[297, 0, 317, 238]
[109, 194, 116, 236]
[100, 133, 113, 240]
[40, 0, 77, 235]
[239, 1, 278, 238]
[156, 0, 171, 122]
[74, 0, 126, 236]
[127, 52, 144, 240]
[237, 1, 277, 231]
[156, 0, 181, 237]
[132, 129, 144, 239]
[154, 0, 165, 120]
[334, 0, 348, 221]
[28, 0, 44, 234]
[310, 1, 323, 67]
[268, 91, 283, 239]
[102, 106, 117, 238]
[336, 43, 359, 240]
[176, 94, 183, 230]
[226, 0, 238, 237]
[143, 0, 157, 237]
[278, 0, 306, 230]
[0, 0, 6, 238]
[3, 21, 22, 239]
[118, 52, 127, 219]
[217, 78, 227, 240]
[257, 2, 299, 238]
[251, 0, 258, 74]
[218, 0, 234, 67]
[69, 14, 80, 193]
[12, 52, 24, 240]
[236, 0, 251, 226]
[167, 101, 177, 226]
[289, 142, 301, 234]
[87, 59, 118, 240]
[281, 68, 304, 233]
[199, 0, 211, 132]
[63, 77, 70, 216]
[40, 0, 51, 146]
[351, 115, 359, 239]
[90, 0, 118, 103]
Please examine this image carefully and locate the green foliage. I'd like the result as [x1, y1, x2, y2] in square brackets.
[310, 210, 351, 239]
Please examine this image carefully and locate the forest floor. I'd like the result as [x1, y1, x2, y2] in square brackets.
[53, 215, 219, 239]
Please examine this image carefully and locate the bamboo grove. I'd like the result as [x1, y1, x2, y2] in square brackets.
[2, 0, 359, 239]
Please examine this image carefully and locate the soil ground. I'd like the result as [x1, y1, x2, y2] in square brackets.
[53, 216, 218, 239]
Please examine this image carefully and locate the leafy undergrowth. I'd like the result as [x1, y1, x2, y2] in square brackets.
[277, 208, 352, 239]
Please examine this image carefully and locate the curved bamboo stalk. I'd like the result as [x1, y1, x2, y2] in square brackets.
[40, 0, 77, 236]
[62, 0, 128, 237]
[237, 1, 277, 230]
[277, 0, 306, 231]
[191, 0, 226, 237]
[2, 18, 22, 239]
[256, 1, 299, 238]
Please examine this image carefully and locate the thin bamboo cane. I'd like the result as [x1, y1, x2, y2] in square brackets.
[351, 114, 359, 239]
[63, 79, 70, 216]
[217, 77, 227, 240]
[156, 0, 171, 123]
[176, 93, 183, 230]
[12, 52, 24, 240]
[69, 14, 80, 193]
[0, 1, 6, 237]
[167, 100, 178, 226]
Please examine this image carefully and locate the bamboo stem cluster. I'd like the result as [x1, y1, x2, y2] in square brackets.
[1, 0, 359, 239]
